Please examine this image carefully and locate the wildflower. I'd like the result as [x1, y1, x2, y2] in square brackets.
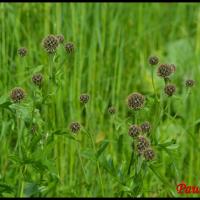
[32, 73, 43, 87]
[80, 94, 89, 104]
[127, 92, 145, 110]
[69, 122, 81, 133]
[56, 34, 65, 44]
[140, 121, 151, 133]
[65, 42, 74, 54]
[108, 106, 116, 114]
[10, 87, 26, 103]
[144, 148, 155, 161]
[129, 124, 141, 138]
[185, 79, 195, 87]
[164, 84, 176, 96]
[42, 34, 59, 54]
[157, 64, 173, 78]
[18, 47, 27, 57]
[148, 56, 159, 65]
[137, 135, 150, 154]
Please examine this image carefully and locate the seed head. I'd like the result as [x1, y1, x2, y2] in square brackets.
[128, 124, 141, 138]
[10, 87, 26, 103]
[144, 148, 155, 161]
[69, 122, 81, 134]
[80, 94, 89, 104]
[18, 47, 27, 57]
[108, 106, 116, 115]
[157, 64, 173, 78]
[140, 121, 151, 133]
[42, 35, 59, 54]
[137, 135, 150, 154]
[148, 56, 159, 65]
[32, 73, 43, 87]
[127, 92, 145, 110]
[164, 84, 176, 96]
[56, 34, 65, 44]
[185, 79, 195, 87]
[65, 42, 74, 54]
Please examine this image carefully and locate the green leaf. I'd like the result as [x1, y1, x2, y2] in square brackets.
[80, 150, 96, 162]
[96, 140, 109, 159]
[0, 183, 14, 194]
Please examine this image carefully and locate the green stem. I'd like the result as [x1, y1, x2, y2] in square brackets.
[151, 67, 158, 102]
[84, 129, 105, 196]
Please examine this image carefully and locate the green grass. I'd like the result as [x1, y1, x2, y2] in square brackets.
[0, 2, 200, 197]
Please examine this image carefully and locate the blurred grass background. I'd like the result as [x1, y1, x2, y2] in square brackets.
[0, 2, 200, 197]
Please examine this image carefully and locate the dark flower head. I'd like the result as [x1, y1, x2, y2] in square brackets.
[185, 79, 195, 87]
[148, 56, 159, 65]
[10, 87, 26, 103]
[108, 106, 116, 115]
[127, 92, 145, 110]
[32, 73, 43, 87]
[80, 94, 89, 104]
[137, 135, 150, 154]
[42, 34, 59, 54]
[65, 42, 75, 54]
[18, 47, 27, 57]
[157, 64, 173, 78]
[164, 84, 176, 96]
[56, 34, 65, 44]
[69, 122, 81, 134]
[140, 121, 151, 133]
[144, 148, 155, 161]
[128, 124, 141, 138]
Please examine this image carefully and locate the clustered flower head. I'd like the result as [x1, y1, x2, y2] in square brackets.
[144, 148, 155, 161]
[157, 64, 173, 78]
[80, 94, 90, 104]
[108, 106, 116, 115]
[10, 87, 26, 103]
[129, 124, 141, 138]
[42, 34, 59, 54]
[65, 42, 75, 54]
[32, 73, 43, 87]
[56, 34, 65, 44]
[18, 47, 28, 57]
[148, 56, 159, 65]
[140, 121, 151, 133]
[185, 79, 195, 87]
[127, 92, 145, 110]
[69, 122, 81, 134]
[136, 135, 150, 154]
[164, 84, 176, 96]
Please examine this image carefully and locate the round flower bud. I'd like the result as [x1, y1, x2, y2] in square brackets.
[10, 87, 26, 103]
[42, 34, 59, 54]
[127, 92, 145, 110]
[108, 106, 116, 115]
[80, 94, 89, 104]
[144, 148, 155, 161]
[185, 79, 195, 87]
[164, 84, 176, 96]
[18, 47, 27, 57]
[65, 42, 75, 54]
[69, 122, 81, 134]
[140, 121, 151, 133]
[32, 73, 43, 87]
[128, 124, 141, 138]
[148, 56, 159, 65]
[157, 64, 173, 78]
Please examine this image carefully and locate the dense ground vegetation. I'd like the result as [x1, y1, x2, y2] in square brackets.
[0, 3, 200, 197]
